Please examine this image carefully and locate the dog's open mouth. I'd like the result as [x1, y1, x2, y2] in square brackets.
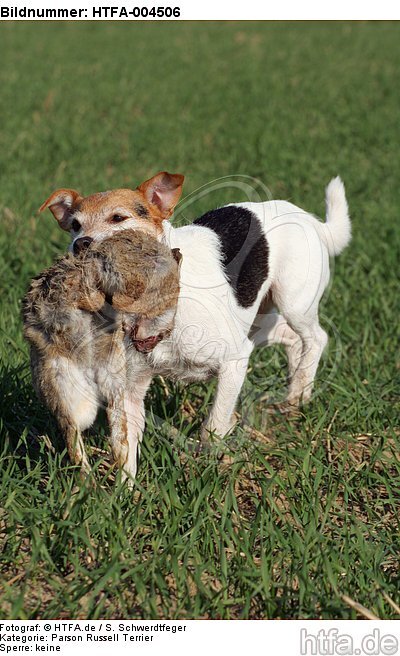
[127, 325, 164, 353]
[132, 333, 163, 353]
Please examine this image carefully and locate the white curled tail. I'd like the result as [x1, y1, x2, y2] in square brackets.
[317, 176, 351, 256]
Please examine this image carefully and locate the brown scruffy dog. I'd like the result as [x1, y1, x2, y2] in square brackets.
[23, 230, 181, 482]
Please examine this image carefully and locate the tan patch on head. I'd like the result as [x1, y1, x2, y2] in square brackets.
[73, 188, 166, 238]
[40, 171, 184, 241]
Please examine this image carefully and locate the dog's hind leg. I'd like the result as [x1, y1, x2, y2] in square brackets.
[270, 239, 330, 406]
[283, 313, 328, 407]
[251, 311, 303, 384]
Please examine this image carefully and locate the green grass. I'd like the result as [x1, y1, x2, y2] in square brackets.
[0, 21, 399, 619]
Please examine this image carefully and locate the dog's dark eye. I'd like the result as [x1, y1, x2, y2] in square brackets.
[111, 214, 127, 223]
[71, 219, 81, 232]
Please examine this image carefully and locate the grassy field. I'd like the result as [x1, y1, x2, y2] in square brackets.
[0, 21, 399, 620]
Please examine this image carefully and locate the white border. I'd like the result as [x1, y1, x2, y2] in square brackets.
[0, 0, 399, 20]
[0, 620, 400, 656]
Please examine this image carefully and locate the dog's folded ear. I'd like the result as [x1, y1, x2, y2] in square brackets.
[137, 172, 184, 220]
[39, 189, 82, 231]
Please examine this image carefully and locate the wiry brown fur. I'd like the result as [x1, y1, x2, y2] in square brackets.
[22, 230, 180, 479]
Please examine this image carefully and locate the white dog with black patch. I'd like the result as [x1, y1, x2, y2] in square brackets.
[40, 172, 351, 480]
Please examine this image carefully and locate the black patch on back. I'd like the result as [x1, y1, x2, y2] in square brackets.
[135, 203, 149, 218]
[194, 206, 269, 308]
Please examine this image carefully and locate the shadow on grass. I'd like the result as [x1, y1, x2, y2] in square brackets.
[0, 362, 66, 463]
[0, 362, 201, 470]
[0, 363, 109, 466]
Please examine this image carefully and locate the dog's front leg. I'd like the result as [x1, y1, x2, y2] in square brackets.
[106, 391, 129, 477]
[108, 376, 152, 485]
[201, 347, 252, 443]
[59, 417, 91, 474]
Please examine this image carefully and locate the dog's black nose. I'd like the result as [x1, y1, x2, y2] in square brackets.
[73, 237, 93, 255]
